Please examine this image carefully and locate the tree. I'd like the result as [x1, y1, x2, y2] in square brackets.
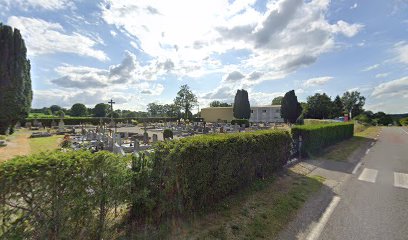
[93, 103, 109, 117]
[70, 103, 87, 117]
[304, 93, 333, 119]
[147, 103, 163, 117]
[174, 85, 198, 119]
[50, 105, 62, 114]
[341, 91, 365, 119]
[271, 96, 284, 105]
[233, 89, 251, 119]
[330, 95, 343, 118]
[281, 90, 302, 124]
[209, 100, 232, 107]
[0, 24, 32, 134]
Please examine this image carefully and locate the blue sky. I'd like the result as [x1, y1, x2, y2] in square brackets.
[1, 0, 408, 113]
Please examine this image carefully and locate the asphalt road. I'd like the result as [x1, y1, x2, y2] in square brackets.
[318, 127, 408, 240]
[279, 127, 408, 240]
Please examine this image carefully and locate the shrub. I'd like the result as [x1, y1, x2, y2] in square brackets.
[163, 129, 173, 140]
[149, 130, 292, 218]
[60, 135, 72, 148]
[22, 117, 179, 126]
[231, 119, 250, 127]
[400, 117, 408, 126]
[291, 122, 354, 156]
[0, 150, 133, 239]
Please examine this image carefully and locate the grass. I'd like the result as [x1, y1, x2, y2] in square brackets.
[29, 134, 62, 154]
[161, 171, 324, 240]
[317, 125, 380, 161]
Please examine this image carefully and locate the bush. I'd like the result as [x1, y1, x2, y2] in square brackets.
[0, 151, 133, 239]
[291, 122, 354, 156]
[231, 119, 250, 127]
[163, 129, 173, 140]
[149, 130, 292, 218]
[400, 117, 408, 126]
[22, 117, 179, 126]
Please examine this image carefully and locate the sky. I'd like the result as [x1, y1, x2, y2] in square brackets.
[1, 0, 408, 114]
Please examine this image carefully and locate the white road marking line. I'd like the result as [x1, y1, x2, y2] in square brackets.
[306, 196, 341, 240]
[365, 149, 370, 155]
[402, 128, 408, 135]
[352, 161, 362, 174]
[394, 172, 408, 189]
[358, 168, 378, 183]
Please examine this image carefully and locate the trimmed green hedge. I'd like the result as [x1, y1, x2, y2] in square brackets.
[149, 130, 292, 217]
[0, 151, 140, 239]
[22, 117, 179, 126]
[291, 122, 354, 156]
[231, 119, 250, 127]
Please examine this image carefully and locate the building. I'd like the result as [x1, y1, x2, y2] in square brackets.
[201, 105, 283, 123]
[201, 107, 234, 123]
[249, 105, 283, 123]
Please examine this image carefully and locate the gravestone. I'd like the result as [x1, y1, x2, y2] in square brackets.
[58, 119, 65, 132]
[133, 141, 140, 152]
[15, 121, 21, 129]
[143, 132, 149, 144]
[25, 122, 32, 128]
[152, 134, 158, 143]
[33, 119, 40, 127]
[51, 120, 57, 128]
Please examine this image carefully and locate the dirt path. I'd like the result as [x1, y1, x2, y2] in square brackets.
[0, 130, 31, 162]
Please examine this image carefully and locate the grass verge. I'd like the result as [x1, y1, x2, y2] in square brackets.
[317, 126, 380, 161]
[28, 134, 62, 154]
[157, 170, 324, 240]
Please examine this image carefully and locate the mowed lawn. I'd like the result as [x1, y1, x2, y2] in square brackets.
[317, 126, 380, 161]
[0, 129, 62, 161]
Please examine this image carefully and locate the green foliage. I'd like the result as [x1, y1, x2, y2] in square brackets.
[0, 151, 132, 239]
[174, 84, 198, 120]
[93, 103, 109, 117]
[291, 122, 354, 156]
[271, 96, 283, 105]
[209, 101, 232, 107]
[331, 95, 344, 118]
[281, 90, 302, 124]
[400, 117, 408, 126]
[233, 89, 251, 119]
[304, 93, 333, 119]
[49, 105, 61, 114]
[341, 91, 365, 119]
[0, 24, 32, 134]
[163, 129, 173, 139]
[149, 130, 292, 218]
[23, 117, 179, 126]
[70, 103, 88, 117]
[231, 119, 250, 127]
[147, 103, 181, 118]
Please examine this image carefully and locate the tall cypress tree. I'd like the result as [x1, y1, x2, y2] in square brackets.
[281, 90, 302, 124]
[233, 89, 251, 119]
[0, 24, 32, 134]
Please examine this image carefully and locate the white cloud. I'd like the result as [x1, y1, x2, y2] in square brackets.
[110, 30, 117, 37]
[303, 76, 333, 87]
[375, 73, 389, 78]
[372, 76, 408, 98]
[350, 3, 358, 9]
[362, 64, 380, 72]
[394, 41, 408, 65]
[7, 16, 109, 61]
[1, 0, 74, 11]
[100, 0, 363, 84]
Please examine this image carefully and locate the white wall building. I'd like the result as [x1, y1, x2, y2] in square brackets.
[249, 105, 283, 123]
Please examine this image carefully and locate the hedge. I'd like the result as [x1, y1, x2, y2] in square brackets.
[0, 150, 152, 239]
[231, 119, 250, 127]
[149, 130, 292, 217]
[22, 117, 179, 126]
[291, 122, 354, 156]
